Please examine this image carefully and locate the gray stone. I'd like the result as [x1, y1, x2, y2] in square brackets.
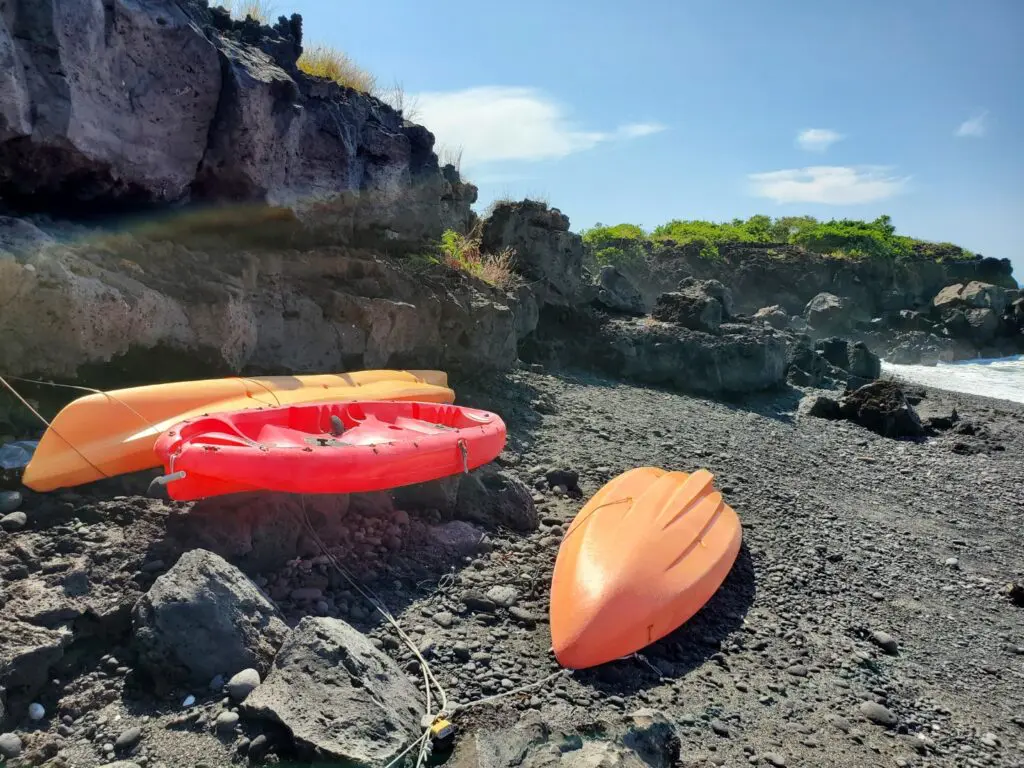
[0, 491, 21, 516]
[456, 467, 538, 532]
[215, 711, 240, 732]
[131, 549, 287, 688]
[0, 510, 26, 531]
[859, 701, 897, 727]
[226, 668, 261, 702]
[870, 630, 899, 655]
[596, 265, 647, 315]
[242, 617, 423, 767]
[0, 733, 22, 759]
[849, 341, 881, 380]
[485, 586, 519, 608]
[114, 727, 142, 750]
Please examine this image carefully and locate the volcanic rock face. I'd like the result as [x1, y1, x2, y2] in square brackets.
[241, 616, 423, 768]
[482, 201, 586, 306]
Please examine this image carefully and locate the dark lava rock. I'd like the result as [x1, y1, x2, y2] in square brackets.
[595, 265, 646, 315]
[808, 395, 842, 420]
[456, 467, 538, 532]
[838, 381, 924, 439]
[815, 337, 851, 371]
[242, 617, 422, 767]
[848, 341, 881, 380]
[131, 549, 288, 688]
[652, 277, 734, 334]
[545, 468, 580, 493]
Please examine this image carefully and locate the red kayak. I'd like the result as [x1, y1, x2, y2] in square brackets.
[151, 401, 507, 501]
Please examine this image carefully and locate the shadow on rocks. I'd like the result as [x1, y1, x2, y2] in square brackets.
[572, 543, 757, 696]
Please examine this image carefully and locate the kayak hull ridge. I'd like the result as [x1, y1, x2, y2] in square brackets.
[549, 466, 742, 669]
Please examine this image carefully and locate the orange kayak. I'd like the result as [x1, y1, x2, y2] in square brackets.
[152, 401, 507, 501]
[22, 370, 453, 492]
[549, 467, 742, 669]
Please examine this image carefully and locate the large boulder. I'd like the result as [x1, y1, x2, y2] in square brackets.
[849, 341, 881, 380]
[131, 549, 288, 687]
[481, 201, 585, 306]
[242, 617, 423, 768]
[933, 281, 1010, 316]
[803, 292, 868, 335]
[753, 305, 789, 329]
[595, 265, 646, 315]
[838, 381, 924, 439]
[456, 466, 538, 532]
[0, 621, 71, 729]
[651, 278, 734, 333]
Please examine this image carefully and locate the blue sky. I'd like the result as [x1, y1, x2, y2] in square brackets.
[284, 0, 1023, 277]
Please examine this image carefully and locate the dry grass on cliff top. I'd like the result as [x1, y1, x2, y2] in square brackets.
[220, 0, 274, 23]
[297, 44, 378, 95]
[433, 226, 517, 290]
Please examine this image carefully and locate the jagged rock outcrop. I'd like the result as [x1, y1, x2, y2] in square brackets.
[241, 616, 423, 767]
[524, 309, 789, 396]
[481, 201, 585, 307]
[595, 265, 646, 315]
[590, 240, 1016, 320]
[753, 304, 790, 329]
[810, 380, 925, 439]
[651, 277, 735, 334]
[0, 1, 475, 246]
[804, 292, 869, 336]
[131, 549, 288, 688]
[0, 221, 524, 380]
[786, 336, 881, 389]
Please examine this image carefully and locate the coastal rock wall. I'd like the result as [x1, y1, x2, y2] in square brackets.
[0, 0, 475, 249]
[599, 240, 1016, 318]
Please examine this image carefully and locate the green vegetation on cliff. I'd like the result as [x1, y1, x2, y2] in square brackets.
[581, 215, 979, 266]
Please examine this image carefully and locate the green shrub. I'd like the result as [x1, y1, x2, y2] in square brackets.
[582, 214, 976, 264]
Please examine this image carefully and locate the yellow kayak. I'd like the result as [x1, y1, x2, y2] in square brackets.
[22, 370, 454, 492]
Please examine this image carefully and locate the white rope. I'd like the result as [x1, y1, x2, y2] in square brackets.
[299, 497, 568, 768]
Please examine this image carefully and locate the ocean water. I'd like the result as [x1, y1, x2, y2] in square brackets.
[881, 354, 1024, 405]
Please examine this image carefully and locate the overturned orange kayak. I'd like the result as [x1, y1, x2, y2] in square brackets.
[152, 400, 506, 501]
[22, 370, 453, 492]
[550, 467, 742, 669]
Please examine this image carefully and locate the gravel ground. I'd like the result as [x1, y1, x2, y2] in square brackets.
[3, 368, 1023, 767]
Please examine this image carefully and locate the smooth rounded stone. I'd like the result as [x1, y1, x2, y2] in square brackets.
[0, 490, 22, 515]
[859, 701, 897, 727]
[247, 734, 270, 762]
[763, 754, 787, 767]
[115, 727, 142, 750]
[432, 611, 455, 628]
[0, 733, 22, 759]
[226, 669, 261, 702]
[944, 557, 959, 568]
[710, 719, 731, 737]
[870, 630, 899, 655]
[208, 674, 225, 691]
[215, 711, 239, 732]
[0, 510, 27, 531]
[28, 702, 45, 720]
[980, 732, 1000, 747]
[485, 585, 519, 608]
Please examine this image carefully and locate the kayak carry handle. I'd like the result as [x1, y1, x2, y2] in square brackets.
[148, 470, 186, 499]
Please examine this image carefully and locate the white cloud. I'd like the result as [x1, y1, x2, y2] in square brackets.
[796, 128, 844, 152]
[748, 166, 909, 205]
[617, 122, 669, 139]
[413, 86, 665, 168]
[955, 111, 988, 138]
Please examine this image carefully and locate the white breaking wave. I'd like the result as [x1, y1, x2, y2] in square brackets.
[881, 354, 1024, 405]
